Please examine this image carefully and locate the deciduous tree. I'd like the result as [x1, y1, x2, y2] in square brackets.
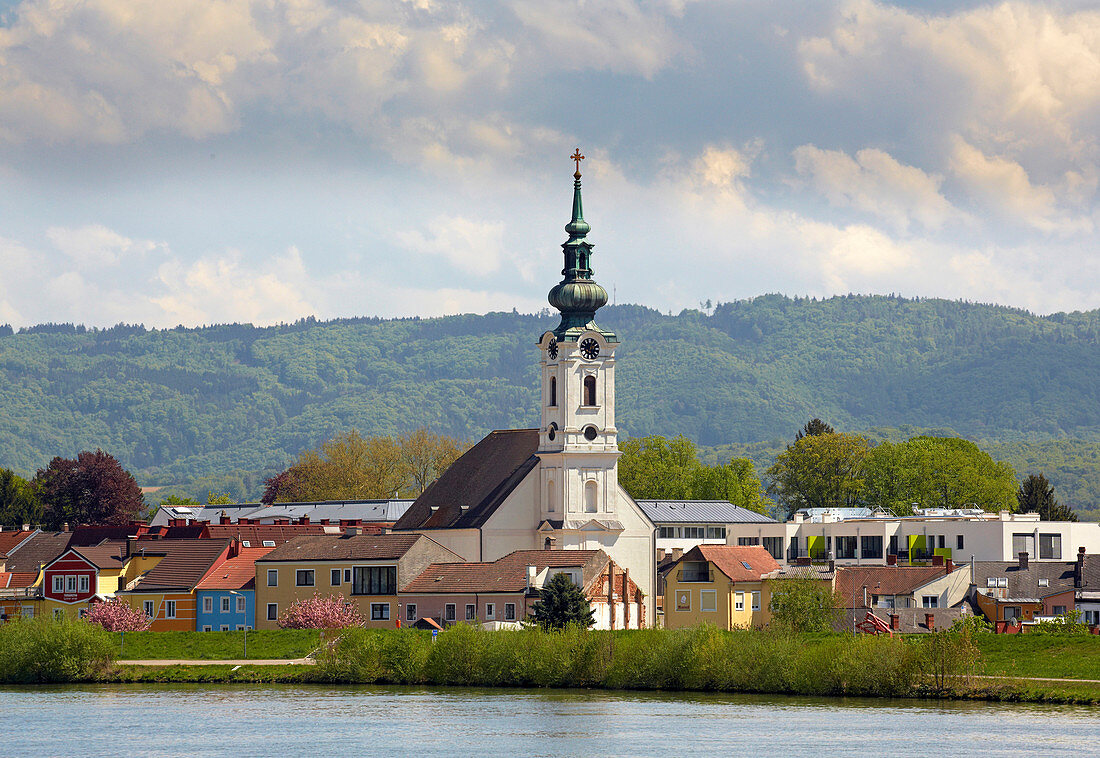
[767, 433, 871, 518]
[277, 594, 365, 629]
[33, 450, 144, 528]
[530, 572, 595, 630]
[768, 578, 840, 633]
[85, 598, 151, 631]
[0, 468, 42, 528]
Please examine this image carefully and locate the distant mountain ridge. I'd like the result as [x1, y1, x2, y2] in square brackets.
[3, 294, 1100, 507]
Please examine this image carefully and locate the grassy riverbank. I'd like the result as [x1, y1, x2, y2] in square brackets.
[4, 618, 1100, 704]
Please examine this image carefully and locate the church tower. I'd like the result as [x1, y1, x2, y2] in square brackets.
[537, 150, 622, 536]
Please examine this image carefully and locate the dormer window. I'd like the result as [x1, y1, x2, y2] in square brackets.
[583, 376, 596, 406]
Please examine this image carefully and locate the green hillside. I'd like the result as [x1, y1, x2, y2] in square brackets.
[4, 294, 1100, 514]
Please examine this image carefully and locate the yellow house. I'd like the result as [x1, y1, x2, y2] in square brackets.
[254, 533, 462, 629]
[117, 539, 234, 631]
[664, 545, 781, 630]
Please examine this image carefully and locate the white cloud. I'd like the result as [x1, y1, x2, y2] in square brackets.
[793, 145, 963, 232]
[46, 224, 161, 268]
[396, 215, 508, 275]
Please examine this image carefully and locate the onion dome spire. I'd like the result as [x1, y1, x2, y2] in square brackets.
[547, 149, 617, 342]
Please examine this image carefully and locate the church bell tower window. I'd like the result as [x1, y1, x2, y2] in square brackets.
[583, 375, 596, 407]
[585, 480, 598, 513]
[550, 377, 557, 407]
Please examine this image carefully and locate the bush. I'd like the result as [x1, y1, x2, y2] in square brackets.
[1033, 612, 1091, 635]
[0, 616, 114, 683]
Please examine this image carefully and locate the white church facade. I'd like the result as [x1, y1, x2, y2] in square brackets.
[393, 155, 656, 626]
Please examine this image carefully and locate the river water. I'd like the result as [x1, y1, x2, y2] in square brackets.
[2, 684, 1098, 757]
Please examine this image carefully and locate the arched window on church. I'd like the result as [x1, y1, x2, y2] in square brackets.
[583, 375, 596, 406]
[585, 480, 598, 513]
[549, 376, 557, 407]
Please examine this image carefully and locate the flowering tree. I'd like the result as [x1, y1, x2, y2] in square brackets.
[84, 598, 151, 631]
[277, 593, 364, 629]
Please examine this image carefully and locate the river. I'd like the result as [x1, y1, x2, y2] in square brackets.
[2, 684, 1098, 757]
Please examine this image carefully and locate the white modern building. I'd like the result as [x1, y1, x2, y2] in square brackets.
[637, 500, 777, 554]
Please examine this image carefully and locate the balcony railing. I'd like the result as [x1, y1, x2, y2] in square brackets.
[678, 571, 713, 583]
[0, 587, 42, 600]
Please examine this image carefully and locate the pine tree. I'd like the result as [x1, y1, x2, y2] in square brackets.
[795, 418, 836, 442]
[530, 572, 595, 630]
[1017, 473, 1077, 521]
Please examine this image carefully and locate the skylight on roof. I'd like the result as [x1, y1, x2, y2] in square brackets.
[741, 561, 752, 570]
[262, 540, 275, 547]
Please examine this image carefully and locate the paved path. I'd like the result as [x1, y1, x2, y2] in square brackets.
[970, 674, 1100, 684]
[120, 658, 316, 666]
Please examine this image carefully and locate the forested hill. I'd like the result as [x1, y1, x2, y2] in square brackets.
[4, 294, 1100, 489]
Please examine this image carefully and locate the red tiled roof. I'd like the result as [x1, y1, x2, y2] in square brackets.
[5, 532, 72, 573]
[834, 565, 948, 602]
[70, 541, 128, 569]
[197, 547, 276, 590]
[0, 530, 37, 556]
[0, 571, 38, 588]
[204, 524, 326, 545]
[122, 539, 232, 592]
[685, 545, 781, 582]
[258, 533, 425, 562]
[402, 550, 604, 594]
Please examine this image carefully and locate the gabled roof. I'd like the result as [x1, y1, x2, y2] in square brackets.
[5, 532, 71, 573]
[46, 542, 129, 571]
[394, 429, 540, 531]
[402, 550, 606, 594]
[681, 545, 780, 582]
[637, 500, 776, 524]
[257, 533, 426, 562]
[204, 524, 326, 545]
[972, 560, 1077, 601]
[197, 547, 276, 590]
[122, 539, 232, 592]
[0, 571, 38, 588]
[834, 565, 948, 602]
[0, 530, 38, 557]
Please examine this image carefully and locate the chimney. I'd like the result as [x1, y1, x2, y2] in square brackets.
[925, 612, 935, 630]
[1018, 551, 1029, 570]
[347, 526, 362, 536]
[526, 565, 537, 593]
[319, 519, 330, 525]
[945, 559, 954, 574]
[932, 554, 944, 567]
[671, 547, 683, 562]
[1076, 546, 1086, 588]
[220, 515, 231, 525]
[889, 613, 900, 631]
[796, 556, 811, 566]
[886, 554, 898, 566]
[300, 516, 310, 525]
[61, 522, 69, 532]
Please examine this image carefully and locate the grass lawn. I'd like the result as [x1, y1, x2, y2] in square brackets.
[976, 634, 1100, 680]
[114, 629, 323, 660]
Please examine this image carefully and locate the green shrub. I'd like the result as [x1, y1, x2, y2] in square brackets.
[0, 616, 114, 683]
[1034, 613, 1091, 635]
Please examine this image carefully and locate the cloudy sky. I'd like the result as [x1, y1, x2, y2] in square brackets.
[1, 0, 1099, 328]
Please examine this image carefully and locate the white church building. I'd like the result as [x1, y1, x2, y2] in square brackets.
[393, 156, 657, 625]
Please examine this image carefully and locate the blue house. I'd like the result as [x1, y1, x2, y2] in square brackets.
[195, 547, 272, 631]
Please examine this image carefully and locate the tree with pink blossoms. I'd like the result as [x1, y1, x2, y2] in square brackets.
[277, 593, 365, 629]
[84, 598, 151, 632]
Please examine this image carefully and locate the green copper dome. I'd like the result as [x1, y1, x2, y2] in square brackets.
[547, 158, 618, 343]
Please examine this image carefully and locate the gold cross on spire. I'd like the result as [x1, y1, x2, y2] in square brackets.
[571, 148, 585, 177]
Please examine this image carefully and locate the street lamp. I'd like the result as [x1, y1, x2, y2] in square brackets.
[228, 590, 247, 659]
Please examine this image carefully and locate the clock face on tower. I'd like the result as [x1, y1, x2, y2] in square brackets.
[579, 338, 600, 360]
[547, 338, 558, 360]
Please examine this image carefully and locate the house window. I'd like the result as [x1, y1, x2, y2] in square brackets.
[751, 591, 761, 611]
[267, 603, 278, 620]
[658, 526, 675, 539]
[78, 575, 90, 593]
[583, 375, 596, 406]
[262, 540, 276, 548]
[267, 569, 278, 587]
[66, 575, 78, 592]
[681, 561, 709, 582]
[331, 569, 342, 586]
[707, 527, 727, 540]
[737, 537, 759, 546]
[353, 566, 397, 595]
[221, 597, 231, 613]
[504, 603, 516, 621]
[860, 535, 883, 559]
[445, 603, 456, 622]
[1012, 533, 1035, 558]
[700, 590, 717, 612]
[202, 625, 212, 632]
[585, 480, 598, 513]
[889, 535, 899, 556]
[1004, 606, 1021, 621]
[549, 377, 557, 407]
[1053, 605, 1067, 616]
[957, 535, 964, 551]
[344, 569, 352, 583]
[236, 625, 246, 631]
[236, 596, 246, 613]
[406, 603, 417, 622]
[734, 592, 745, 612]
[220, 625, 229, 631]
[1039, 578, 1049, 587]
[143, 601, 154, 618]
[165, 601, 176, 619]
[52, 576, 64, 593]
[922, 596, 939, 608]
[203, 596, 213, 613]
[53, 608, 63, 619]
[465, 603, 476, 621]
[1039, 533, 1062, 560]
[835, 536, 857, 559]
[937, 535, 945, 549]
[763, 536, 783, 559]
[241, 541, 250, 547]
[485, 603, 495, 619]
[371, 603, 390, 621]
[295, 569, 315, 587]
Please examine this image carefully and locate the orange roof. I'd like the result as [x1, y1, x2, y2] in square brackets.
[0, 571, 39, 589]
[834, 565, 947, 601]
[684, 545, 781, 582]
[0, 530, 37, 557]
[197, 546, 276, 590]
